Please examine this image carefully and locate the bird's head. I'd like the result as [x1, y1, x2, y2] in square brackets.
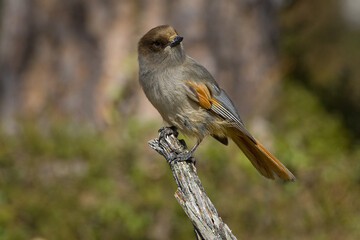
[138, 25, 185, 69]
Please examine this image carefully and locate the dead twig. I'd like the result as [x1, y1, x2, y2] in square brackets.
[148, 127, 237, 240]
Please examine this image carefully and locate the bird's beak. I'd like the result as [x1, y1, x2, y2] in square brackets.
[169, 36, 183, 47]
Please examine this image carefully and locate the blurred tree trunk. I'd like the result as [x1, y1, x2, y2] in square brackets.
[0, 0, 279, 132]
[0, 0, 104, 130]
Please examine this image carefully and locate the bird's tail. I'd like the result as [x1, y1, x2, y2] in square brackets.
[228, 128, 295, 181]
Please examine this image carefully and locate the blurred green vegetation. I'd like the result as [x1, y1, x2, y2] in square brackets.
[1, 79, 360, 239]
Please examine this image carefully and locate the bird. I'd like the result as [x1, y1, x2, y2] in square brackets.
[138, 25, 295, 181]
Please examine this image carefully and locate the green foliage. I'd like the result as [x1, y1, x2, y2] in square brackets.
[1, 81, 360, 239]
[270, 81, 360, 239]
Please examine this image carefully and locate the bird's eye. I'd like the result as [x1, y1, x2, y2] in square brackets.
[153, 41, 161, 47]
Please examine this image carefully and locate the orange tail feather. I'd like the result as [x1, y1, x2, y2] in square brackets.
[228, 129, 295, 181]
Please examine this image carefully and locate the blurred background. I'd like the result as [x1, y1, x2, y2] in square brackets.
[1, 0, 360, 239]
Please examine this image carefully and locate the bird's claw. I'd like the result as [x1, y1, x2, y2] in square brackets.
[158, 126, 195, 164]
[158, 126, 178, 140]
[168, 151, 196, 164]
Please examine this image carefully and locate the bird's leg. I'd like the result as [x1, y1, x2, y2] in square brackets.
[158, 126, 200, 163]
[189, 139, 201, 154]
[174, 139, 202, 163]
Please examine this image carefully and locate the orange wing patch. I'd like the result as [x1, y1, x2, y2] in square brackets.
[185, 81, 213, 109]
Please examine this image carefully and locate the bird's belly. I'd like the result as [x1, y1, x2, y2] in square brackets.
[141, 71, 227, 139]
[163, 102, 227, 140]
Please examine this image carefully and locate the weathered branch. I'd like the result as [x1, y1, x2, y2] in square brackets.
[148, 127, 237, 240]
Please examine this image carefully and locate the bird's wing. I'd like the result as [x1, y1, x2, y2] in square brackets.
[184, 81, 255, 142]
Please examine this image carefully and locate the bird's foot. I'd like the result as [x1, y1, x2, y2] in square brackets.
[169, 151, 196, 164]
[158, 126, 196, 164]
[158, 126, 178, 140]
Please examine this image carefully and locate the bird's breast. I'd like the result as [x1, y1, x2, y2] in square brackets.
[139, 66, 226, 139]
[140, 67, 186, 117]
